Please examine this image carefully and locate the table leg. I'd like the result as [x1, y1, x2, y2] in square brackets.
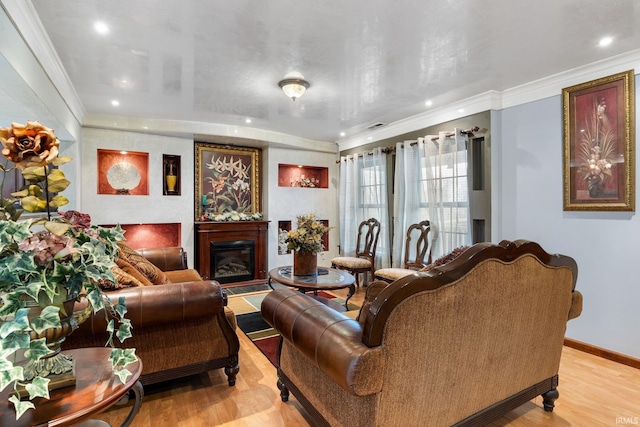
[345, 284, 356, 309]
[268, 276, 274, 290]
[121, 380, 144, 427]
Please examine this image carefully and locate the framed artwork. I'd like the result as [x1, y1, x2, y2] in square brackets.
[97, 149, 149, 195]
[562, 70, 635, 211]
[195, 143, 261, 219]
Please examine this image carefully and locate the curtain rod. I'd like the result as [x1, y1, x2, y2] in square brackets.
[336, 126, 479, 162]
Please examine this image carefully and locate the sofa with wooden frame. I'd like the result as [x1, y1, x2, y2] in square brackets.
[261, 240, 583, 427]
[63, 246, 240, 386]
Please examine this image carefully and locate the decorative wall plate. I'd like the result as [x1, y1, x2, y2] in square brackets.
[107, 162, 141, 193]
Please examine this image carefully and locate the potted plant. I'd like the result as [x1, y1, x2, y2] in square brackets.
[0, 121, 136, 419]
[286, 213, 330, 275]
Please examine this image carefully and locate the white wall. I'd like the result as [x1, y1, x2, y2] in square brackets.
[264, 147, 340, 271]
[80, 128, 197, 265]
[495, 79, 640, 358]
[80, 128, 341, 273]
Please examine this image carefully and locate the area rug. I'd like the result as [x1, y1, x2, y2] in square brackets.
[228, 288, 359, 366]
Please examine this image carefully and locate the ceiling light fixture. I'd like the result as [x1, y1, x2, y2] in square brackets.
[278, 72, 310, 101]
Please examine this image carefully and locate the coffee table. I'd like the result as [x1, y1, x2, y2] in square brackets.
[0, 347, 143, 427]
[268, 266, 356, 309]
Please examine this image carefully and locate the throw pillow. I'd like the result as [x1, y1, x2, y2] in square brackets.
[116, 257, 154, 286]
[420, 246, 470, 272]
[99, 265, 146, 290]
[117, 241, 170, 285]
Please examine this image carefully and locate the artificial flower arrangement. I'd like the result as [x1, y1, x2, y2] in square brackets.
[200, 210, 263, 222]
[0, 121, 135, 419]
[286, 213, 330, 254]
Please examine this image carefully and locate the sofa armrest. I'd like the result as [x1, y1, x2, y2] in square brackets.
[261, 289, 384, 396]
[136, 247, 188, 271]
[569, 290, 583, 320]
[74, 281, 225, 334]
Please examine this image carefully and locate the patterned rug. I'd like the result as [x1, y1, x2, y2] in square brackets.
[227, 286, 359, 366]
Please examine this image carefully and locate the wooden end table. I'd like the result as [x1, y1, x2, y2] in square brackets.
[0, 347, 143, 427]
[268, 266, 356, 310]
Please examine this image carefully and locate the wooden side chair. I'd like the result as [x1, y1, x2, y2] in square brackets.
[331, 218, 381, 287]
[374, 220, 435, 283]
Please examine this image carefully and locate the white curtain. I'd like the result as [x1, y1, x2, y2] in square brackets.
[339, 148, 390, 269]
[393, 129, 470, 262]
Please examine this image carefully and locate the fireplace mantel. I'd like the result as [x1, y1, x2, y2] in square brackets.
[195, 221, 269, 286]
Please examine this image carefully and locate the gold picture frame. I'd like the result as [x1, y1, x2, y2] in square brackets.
[562, 70, 635, 211]
[195, 143, 262, 219]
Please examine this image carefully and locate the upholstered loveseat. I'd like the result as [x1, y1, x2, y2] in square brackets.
[63, 245, 240, 386]
[261, 240, 583, 427]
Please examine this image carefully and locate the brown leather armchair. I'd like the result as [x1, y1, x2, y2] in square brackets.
[63, 247, 240, 386]
[262, 240, 583, 427]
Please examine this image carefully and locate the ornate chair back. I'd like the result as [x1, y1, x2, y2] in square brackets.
[355, 217, 381, 264]
[331, 217, 382, 287]
[403, 220, 435, 270]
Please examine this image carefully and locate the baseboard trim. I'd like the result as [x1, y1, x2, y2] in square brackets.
[564, 338, 640, 369]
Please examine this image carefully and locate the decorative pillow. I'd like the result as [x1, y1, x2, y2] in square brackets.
[420, 246, 470, 272]
[117, 241, 170, 285]
[116, 257, 154, 286]
[98, 265, 146, 290]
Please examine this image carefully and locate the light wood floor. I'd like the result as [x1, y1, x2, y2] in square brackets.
[94, 286, 640, 427]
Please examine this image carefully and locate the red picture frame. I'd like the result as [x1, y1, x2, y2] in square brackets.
[562, 70, 635, 211]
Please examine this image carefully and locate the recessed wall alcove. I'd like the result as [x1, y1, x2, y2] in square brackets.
[100, 223, 181, 249]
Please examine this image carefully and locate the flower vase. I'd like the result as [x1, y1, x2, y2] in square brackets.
[13, 295, 92, 399]
[166, 174, 177, 192]
[293, 251, 318, 276]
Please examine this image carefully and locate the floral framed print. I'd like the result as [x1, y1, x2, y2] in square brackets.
[562, 70, 635, 211]
[195, 143, 262, 219]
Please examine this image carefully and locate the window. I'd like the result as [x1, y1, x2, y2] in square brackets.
[419, 148, 469, 246]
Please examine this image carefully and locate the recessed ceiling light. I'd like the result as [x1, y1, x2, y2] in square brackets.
[111, 100, 120, 106]
[458, 109, 465, 113]
[598, 36, 613, 47]
[368, 137, 373, 140]
[94, 21, 109, 35]
[339, 132, 346, 137]
[245, 118, 252, 124]
[425, 100, 433, 107]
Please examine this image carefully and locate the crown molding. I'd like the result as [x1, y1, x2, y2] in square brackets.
[337, 91, 502, 151]
[501, 48, 640, 109]
[83, 113, 339, 153]
[1, 0, 86, 123]
[339, 50, 640, 151]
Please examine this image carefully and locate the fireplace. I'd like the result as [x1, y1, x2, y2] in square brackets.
[195, 221, 269, 286]
[210, 240, 255, 284]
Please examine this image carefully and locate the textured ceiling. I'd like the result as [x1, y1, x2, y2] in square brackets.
[25, 0, 640, 142]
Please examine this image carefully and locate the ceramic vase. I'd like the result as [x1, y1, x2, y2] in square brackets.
[293, 251, 318, 276]
[166, 174, 177, 192]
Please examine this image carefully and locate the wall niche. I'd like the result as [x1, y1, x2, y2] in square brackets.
[278, 164, 328, 188]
